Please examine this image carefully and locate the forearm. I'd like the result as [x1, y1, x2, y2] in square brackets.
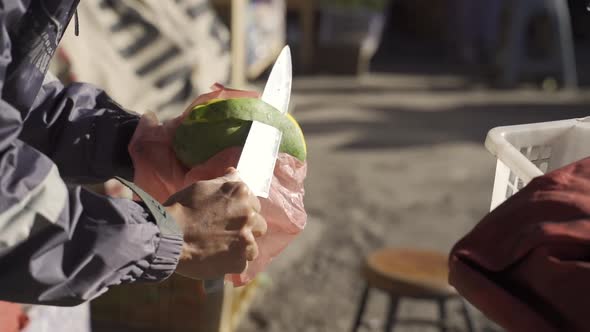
[21, 78, 140, 183]
[0, 141, 182, 306]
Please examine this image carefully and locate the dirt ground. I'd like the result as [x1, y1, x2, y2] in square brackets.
[238, 74, 590, 332]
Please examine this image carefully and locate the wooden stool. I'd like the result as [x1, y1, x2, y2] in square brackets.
[351, 248, 475, 332]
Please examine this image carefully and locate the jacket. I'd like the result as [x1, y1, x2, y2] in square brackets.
[0, 0, 183, 306]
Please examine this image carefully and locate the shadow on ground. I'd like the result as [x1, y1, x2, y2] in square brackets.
[298, 102, 590, 151]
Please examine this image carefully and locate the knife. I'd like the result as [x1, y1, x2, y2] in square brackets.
[204, 46, 292, 293]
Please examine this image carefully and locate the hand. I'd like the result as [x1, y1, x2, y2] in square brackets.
[164, 168, 267, 280]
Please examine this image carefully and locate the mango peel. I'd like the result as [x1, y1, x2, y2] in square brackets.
[173, 98, 306, 167]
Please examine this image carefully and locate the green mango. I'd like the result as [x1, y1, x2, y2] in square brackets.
[173, 98, 306, 167]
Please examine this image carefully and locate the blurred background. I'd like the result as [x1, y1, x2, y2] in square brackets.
[35, 0, 590, 331]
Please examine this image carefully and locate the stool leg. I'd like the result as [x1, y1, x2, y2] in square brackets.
[437, 298, 448, 332]
[383, 296, 399, 332]
[460, 298, 476, 332]
[351, 285, 370, 332]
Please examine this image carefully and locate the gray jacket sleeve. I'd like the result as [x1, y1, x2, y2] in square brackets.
[0, 5, 184, 306]
[20, 77, 140, 183]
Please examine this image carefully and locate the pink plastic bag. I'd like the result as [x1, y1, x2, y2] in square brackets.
[0, 302, 28, 332]
[128, 84, 307, 286]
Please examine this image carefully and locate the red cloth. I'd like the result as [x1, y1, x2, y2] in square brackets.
[450, 157, 590, 332]
[0, 302, 28, 332]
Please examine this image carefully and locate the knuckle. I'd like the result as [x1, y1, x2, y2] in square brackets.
[238, 229, 252, 242]
[220, 181, 236, 194]
[220, 243, 230, 252]
[233, 182, 249, 198]
[247, 209, 258, 222]
[234, 204, 254, 221]
[220, 181, 250, 199]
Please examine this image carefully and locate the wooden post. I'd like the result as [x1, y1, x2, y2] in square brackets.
[231, 0, 247, 88]
[218, 283, 235, 332]
[300, 0, 315, 73]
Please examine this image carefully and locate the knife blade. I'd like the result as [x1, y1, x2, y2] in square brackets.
[204, 46, 292, 293]
[237, 46, 292, 197]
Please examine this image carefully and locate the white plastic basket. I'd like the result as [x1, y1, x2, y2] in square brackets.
[486, 116, 590, 211]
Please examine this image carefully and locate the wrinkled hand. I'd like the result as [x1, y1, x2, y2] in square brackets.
[164, 168, 267, 280]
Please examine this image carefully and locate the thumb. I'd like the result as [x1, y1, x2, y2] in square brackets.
[222, 167, 241, 181]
